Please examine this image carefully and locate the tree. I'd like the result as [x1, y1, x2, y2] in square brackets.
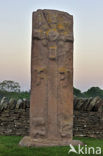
[83, 87, 103, 98]
[73, 87, 83, 97]
[0, 80, 20, 92]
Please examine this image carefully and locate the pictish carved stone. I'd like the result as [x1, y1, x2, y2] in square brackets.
[19, 9, 83, 147]
[30, 117, 46, 138]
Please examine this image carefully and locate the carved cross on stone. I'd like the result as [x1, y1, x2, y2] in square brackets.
[19, 9, 83, 147]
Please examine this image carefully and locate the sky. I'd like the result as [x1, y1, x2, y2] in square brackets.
[0, 0, 103, 91]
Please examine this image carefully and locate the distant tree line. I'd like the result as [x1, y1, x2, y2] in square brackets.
[0, 80, 103, 99]
[0, 80, 20, 92]
[74, 87, 103, 99]
[0, 80, 30, 100]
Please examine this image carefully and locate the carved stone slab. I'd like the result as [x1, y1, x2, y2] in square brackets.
[19, 9, 83, 147]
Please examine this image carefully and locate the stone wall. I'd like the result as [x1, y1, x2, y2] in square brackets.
[0, 108, 29, 136]
[0, 97, 30, 136]
[73, 111, 103, 138]
[73, 96, 103, 138]
[0, 96, 103, 138]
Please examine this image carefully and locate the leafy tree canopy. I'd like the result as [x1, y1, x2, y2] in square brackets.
[73, 87, 82, 97]
[83, 87, 103, 98]
[0, 80, 20, 92]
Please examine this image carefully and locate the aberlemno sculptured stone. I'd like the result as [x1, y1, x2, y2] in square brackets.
[19, 9, 83, 147]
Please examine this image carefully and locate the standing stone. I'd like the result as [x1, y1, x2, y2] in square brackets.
[19, 9, 83, 146]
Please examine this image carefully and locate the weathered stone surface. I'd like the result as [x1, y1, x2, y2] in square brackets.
[0, 97, 103, 138]
[73, 111, 103, 138]
[19, 136, 83, 147]
[16, 99, 23, 109]
[0, 107, 29, 136]
[22, 98, 29, 109]
[31, 9, 73, 145]
[74, 96, 103, 112]
[1, 97, 7, 104]
[9, 98, 16, 109]
[87, 96, 102, 111]
[19, 9, 83, 146]
[20, 10, 84, 146]
[0, 97, 8, 110]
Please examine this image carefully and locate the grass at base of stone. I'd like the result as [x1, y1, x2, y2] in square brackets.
[0, 136, 103, 156]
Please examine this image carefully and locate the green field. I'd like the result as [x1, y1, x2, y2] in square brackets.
[0, 136, 103, 156]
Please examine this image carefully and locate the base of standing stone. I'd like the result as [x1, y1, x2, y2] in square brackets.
[19, 136, 83, 147]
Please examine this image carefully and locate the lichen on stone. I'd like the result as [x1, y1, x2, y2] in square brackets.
[58, 67, 69, 73]
[49, 46, 57, 49]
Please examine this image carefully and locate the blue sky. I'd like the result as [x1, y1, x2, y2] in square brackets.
[0, 0, 103, 91]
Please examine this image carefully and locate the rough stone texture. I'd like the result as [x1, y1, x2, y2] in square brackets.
[74, 96, 103, 112]
[73, 96, 103, 138]
[0, 108, 29, 136]
[73, 111, 103, 138]
[9, 98, 17, 110]
[19, 9, 83, 146]
[0, 97, 29, 136]
[0, 97, 103, 138]
[0, 97, 8, 110]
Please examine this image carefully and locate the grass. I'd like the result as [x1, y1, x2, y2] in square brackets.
[0, 136, 103, 156]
